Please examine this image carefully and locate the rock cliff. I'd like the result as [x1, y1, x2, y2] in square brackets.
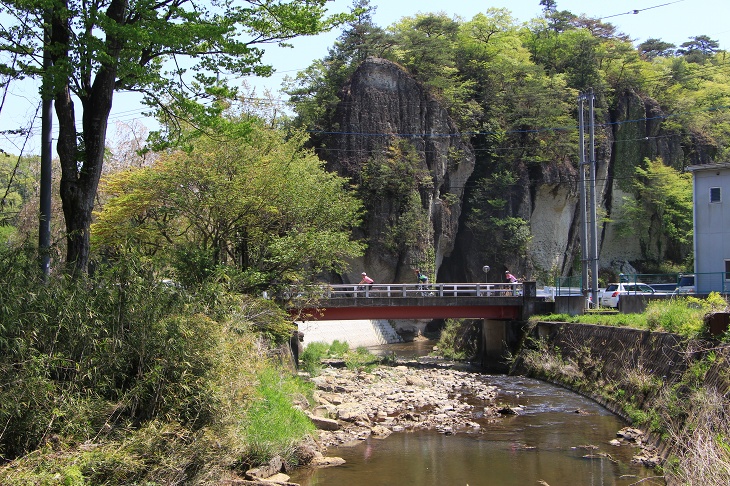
[322, 57, 475, 284]
[323, 59, 712, 284]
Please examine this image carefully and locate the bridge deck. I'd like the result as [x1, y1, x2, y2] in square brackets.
[285, 283, 527, 320]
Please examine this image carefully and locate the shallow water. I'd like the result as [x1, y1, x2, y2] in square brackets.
[290, 342, 664, 486]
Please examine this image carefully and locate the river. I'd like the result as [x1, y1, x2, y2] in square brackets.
[289, 341, 664, 486]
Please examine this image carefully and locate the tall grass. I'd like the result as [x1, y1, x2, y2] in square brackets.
[299, 340, 378, 374]
[665, 388, 730, 485]
[299, 340, 349, 375]
[0, 245, 311, 483]
[241, 367, 315, 466]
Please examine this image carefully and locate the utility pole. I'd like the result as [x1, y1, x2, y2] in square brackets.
[588, 89, 600, 306]
[578, 90, 600, 307]
[39, 12, 53, 278]
[578, 94, 588, 302]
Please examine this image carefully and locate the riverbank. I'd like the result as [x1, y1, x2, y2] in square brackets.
[513, 320, 730, 485]
[241, 356, 661, 485]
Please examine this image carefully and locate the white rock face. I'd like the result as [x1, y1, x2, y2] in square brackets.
[530, 184, 577, 273]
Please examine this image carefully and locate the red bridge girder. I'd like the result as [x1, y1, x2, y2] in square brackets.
[291, 305, 520, 321]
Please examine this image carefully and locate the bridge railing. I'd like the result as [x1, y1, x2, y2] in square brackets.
[285, 282, 523, 299]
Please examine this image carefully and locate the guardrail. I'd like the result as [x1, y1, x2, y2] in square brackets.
[284, 282, 523, 299]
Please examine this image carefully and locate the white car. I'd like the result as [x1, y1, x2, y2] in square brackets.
[599, 282, 656, 308]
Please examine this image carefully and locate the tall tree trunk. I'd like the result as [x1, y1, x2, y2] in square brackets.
[52, 0, 126, 274]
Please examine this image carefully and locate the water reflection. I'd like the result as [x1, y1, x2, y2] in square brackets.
[290, 342, 664, 486]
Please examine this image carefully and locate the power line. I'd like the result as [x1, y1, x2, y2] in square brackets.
[599, 0, 687, 20]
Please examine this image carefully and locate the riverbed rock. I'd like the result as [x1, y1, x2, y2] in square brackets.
[219, 481, 298, 486]
[306, 363, 505, 449]
[370, 424, 392, 438]
[264, 473, 291, 483]
[310, 456, 346, 468]
[307, 413, 340, 431]
[617, 427, 644, 442]
[244, 455, 283, 480]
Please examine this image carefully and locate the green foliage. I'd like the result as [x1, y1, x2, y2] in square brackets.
[436, 319, 480, 360]
[344, 346, 379, 371]
[285, 0, 384, 134]
[644, 298, 708, 338]
[359, 140, 433, 257]
[2, 0, 354, 272]
[616, 158, 693, 265]
[299, 340, 378, 375]
[299, 341, 331, 375]
[93, 118, 364, 292]
[0, 153, 38, 244]
[532, 293, 728, 340]
[0, 243, 298, 478]
[465, 168, 532, 269]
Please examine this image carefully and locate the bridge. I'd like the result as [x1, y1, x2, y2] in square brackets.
[282, 281, 577, 372]
[284, 282, 549, 321]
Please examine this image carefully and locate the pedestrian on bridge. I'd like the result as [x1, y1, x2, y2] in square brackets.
[415, 269, 429, 295]
[505, 270, 519, 296]
[359, 272, 374, 291]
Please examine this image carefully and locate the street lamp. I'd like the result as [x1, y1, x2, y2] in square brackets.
[482, 265, 490, 283]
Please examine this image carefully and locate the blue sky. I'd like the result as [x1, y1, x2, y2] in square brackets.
[2, 0, 729, 156]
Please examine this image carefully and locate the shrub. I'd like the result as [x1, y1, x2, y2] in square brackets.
[300, 341, 331, 375]
[344, 346, 379, 370]
[436, 319, 478, 360]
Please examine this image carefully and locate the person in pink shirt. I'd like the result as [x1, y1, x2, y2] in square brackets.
[359, 272, 374, 290]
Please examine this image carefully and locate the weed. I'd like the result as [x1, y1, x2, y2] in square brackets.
[344, 346, 378, 370]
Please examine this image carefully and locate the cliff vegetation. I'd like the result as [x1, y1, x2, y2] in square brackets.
[286, 0, 729, 284]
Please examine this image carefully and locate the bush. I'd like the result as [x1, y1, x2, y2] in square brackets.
[436, 319, 479, 360]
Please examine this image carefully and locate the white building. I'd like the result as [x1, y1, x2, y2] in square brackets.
[687, 162, 730, 293]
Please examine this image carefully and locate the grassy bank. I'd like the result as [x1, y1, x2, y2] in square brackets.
[0, 248, 315, 484]
[530, 293, 729, 340]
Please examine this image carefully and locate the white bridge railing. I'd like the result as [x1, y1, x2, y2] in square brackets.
[286, 282, 523, 299]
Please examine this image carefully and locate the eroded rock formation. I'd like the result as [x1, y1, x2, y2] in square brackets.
[324, 59, 712, 283]
[323, 57, 475, 284]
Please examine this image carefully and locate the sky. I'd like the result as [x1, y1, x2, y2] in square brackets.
[2, 0, 730, 156]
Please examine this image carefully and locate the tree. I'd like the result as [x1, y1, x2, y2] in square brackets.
[285, 0, 385, 137]
[0, 0, 350, 274]
[677, 35, 720, 63]
[638, 38, 676, 60]
[617, 158, 693, 264]
[92, 117, 364, 289]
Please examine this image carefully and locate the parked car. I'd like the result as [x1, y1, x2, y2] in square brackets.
[599, 282, 656, 308]
[675, 274, 696, 294]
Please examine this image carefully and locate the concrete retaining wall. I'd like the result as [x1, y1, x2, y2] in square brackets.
[296, 319, 403, 348]
[524, 322, 691, 388]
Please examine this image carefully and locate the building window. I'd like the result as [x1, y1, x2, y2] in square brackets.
[726, 260, 730, 282]
[710, 187, 721, 203]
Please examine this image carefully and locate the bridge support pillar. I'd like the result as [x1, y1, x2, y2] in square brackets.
[481, 319, 510, 372]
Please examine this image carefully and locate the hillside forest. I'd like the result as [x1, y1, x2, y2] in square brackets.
[2, 0, 727, 286]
